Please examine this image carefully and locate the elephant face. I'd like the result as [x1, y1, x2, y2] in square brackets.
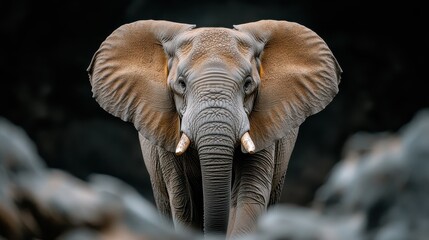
[87, 20, 341, 233]
[88, 20, 341, 154]
[166, 27, 261, 154]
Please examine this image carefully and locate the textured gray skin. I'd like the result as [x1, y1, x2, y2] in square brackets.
[139, 129, 297, 236]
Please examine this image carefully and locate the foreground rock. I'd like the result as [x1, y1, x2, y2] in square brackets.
[312, 109, 429, 240]
[0, 117, 202, 240]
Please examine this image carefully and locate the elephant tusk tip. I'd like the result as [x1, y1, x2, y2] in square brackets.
[241, 132, 255, 154]
[246, 146, 255, 154]
[175, 133, 190, 156]
[175, 149, 185, 156]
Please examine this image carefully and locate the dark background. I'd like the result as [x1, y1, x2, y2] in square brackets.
[1, 0, 427, 206]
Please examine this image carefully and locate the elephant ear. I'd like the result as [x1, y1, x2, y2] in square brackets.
[234, 20, 342, 152]
[87, 20, 194, 152]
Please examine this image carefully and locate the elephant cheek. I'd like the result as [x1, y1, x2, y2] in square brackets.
[173, 94, 186, 117]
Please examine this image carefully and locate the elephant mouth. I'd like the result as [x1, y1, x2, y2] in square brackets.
[175, 132, 255, 156]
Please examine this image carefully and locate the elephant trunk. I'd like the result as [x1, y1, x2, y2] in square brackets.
[195, 120, 235, 234]
[181, 71, 250, 233]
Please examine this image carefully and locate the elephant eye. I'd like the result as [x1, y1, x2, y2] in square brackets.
[177, 76, 187, 92]
[243, 77, 254, 93]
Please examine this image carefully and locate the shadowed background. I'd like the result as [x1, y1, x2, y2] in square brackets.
[1, 0, 427, 206]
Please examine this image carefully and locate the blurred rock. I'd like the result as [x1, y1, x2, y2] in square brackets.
[86, 174, 202, 240]
[313, 108, 429, 239]
[0, 117, 46, 177]
[314, 131, 403, 213]
[14, 170, 121, 239]
[246, 205, 363, 240]
[0, 116, 204, 240]
[0, 117, 46, 239]
[0, 166, 21, 239]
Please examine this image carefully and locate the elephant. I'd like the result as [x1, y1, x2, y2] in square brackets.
[87, 19, 342, 237]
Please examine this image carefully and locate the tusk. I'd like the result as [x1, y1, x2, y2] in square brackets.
[241, 132, 255, 154]
[175, 133, 190, 156]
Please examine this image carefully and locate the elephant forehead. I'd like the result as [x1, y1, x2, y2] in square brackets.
[188, 28, 246, 62]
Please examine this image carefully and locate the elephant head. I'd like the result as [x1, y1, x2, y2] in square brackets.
[88, 20, 341, 233]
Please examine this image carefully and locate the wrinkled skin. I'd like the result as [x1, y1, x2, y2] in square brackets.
[88, 20, 341, 237]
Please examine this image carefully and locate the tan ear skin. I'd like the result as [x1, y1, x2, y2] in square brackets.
[234, 20, 342, 152]
[87, 20, 195, 152]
